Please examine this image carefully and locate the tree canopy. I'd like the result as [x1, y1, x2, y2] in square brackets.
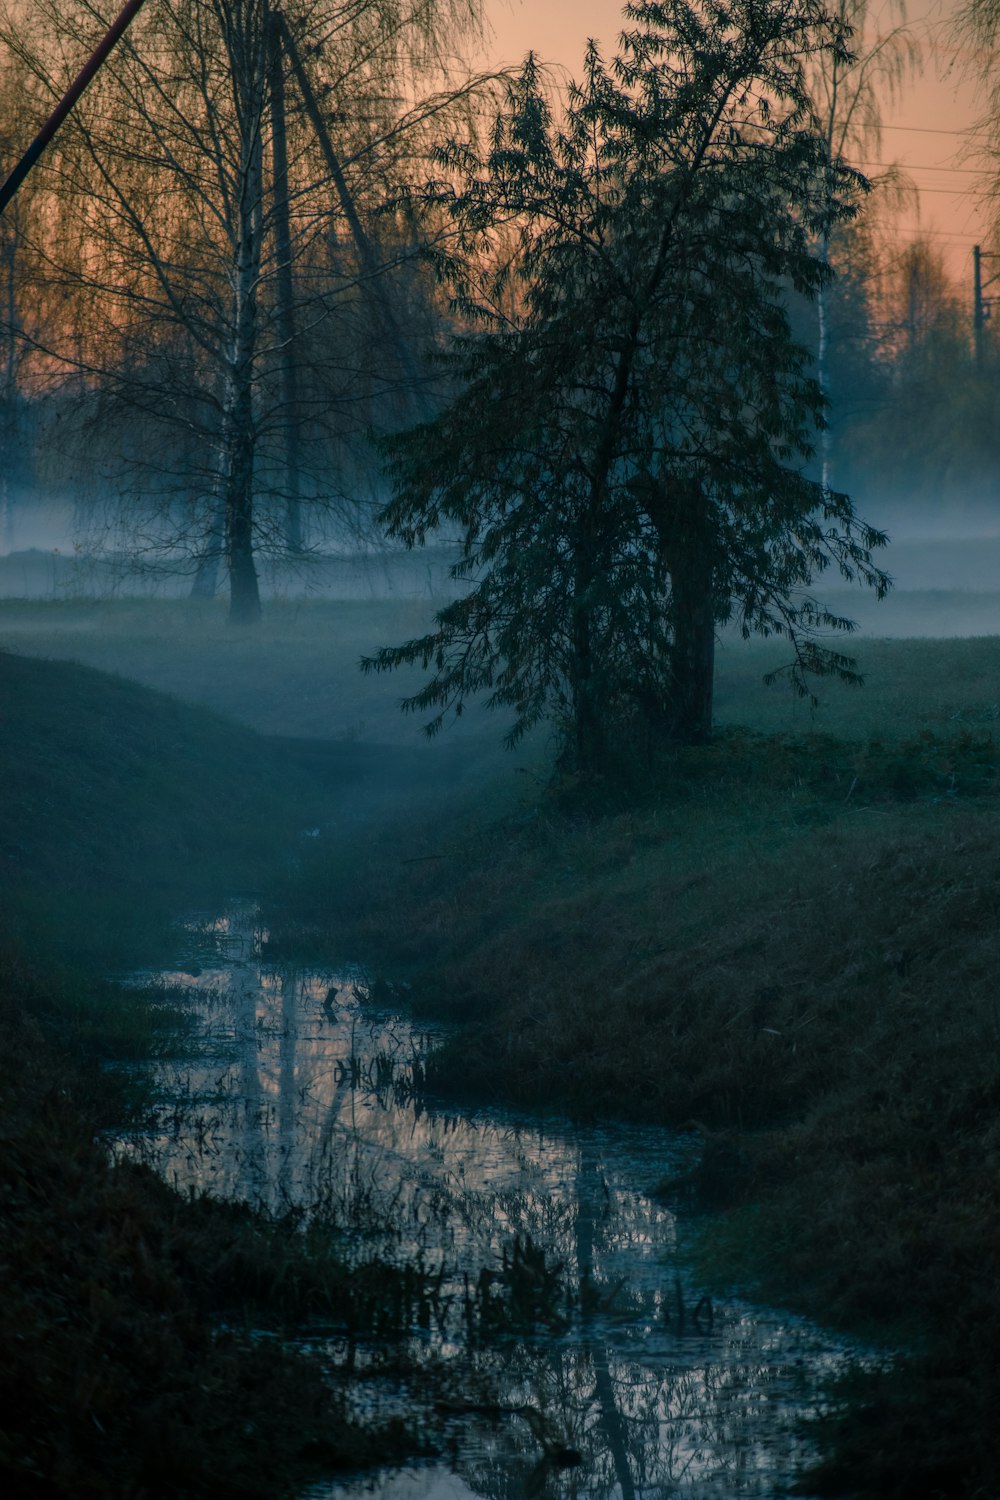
[365, 0, 890, 771]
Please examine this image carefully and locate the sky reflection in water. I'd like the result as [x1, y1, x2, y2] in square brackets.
[123, 908, 867, 1500]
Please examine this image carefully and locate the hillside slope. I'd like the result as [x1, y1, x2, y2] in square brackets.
[0, 648, 389, 964]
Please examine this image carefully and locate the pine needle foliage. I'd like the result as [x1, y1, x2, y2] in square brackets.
[365, 0, 890, 772]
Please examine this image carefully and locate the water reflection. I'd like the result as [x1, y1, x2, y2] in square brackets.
[124, 908, 862, 1499]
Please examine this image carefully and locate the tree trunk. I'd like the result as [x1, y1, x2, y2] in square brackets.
[1, 195, 22, 548]
[224, 380, 261, 624]
[220, 304, 263, 623]
[657, 484, 715, 744]
[667, 544, 714, 743]
[817, 227, 832, 499]
[572, 628, 606, 773]
[569, 528, 606, 774]
[279, 14, 425, 412]
[221, 12, 265, 626]
[268, 13, 302, 553]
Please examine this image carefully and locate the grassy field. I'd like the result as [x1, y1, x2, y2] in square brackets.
[3, 592, 1000, 744]
[5, 594, 1000, 1497]
[280, 766, 1000, 1497]
[184, 595, 999, 1500]
[0, 596, 496, 744]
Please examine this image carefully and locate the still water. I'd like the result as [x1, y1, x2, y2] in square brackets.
[121, 906, 867, 1500]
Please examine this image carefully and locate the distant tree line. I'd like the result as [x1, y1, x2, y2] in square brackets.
[831, 235, 1000, 515]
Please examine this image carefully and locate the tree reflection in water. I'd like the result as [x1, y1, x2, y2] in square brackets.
[122, 907, 864, 1499]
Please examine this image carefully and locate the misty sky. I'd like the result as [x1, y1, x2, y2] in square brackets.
[479, 1, 991, 282]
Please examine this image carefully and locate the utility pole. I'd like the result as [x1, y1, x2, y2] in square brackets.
[973, 245, 1000, 369]
[276, 11, 426, 407]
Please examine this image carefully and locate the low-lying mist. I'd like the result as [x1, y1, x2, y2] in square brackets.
[3, 483, 1000, 640]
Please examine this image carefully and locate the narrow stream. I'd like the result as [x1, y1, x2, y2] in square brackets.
[120, 906, 869, 1500]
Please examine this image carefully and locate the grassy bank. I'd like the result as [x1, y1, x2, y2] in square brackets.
[7, 599, 1000, 1496]
[0, 644, 456, 968]
[270, 642, 1000, 1499]
[0, 648, 446, 1496]
[1, 648, 309, 965]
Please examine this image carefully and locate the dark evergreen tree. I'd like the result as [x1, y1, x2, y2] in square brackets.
[365, 0, 890, 770]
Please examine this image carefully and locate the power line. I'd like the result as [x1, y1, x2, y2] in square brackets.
[854, 159, 984, 174]
[905, 184, 991, 195]
[882, 123, 991, 140]
[890, 225, 984, 240]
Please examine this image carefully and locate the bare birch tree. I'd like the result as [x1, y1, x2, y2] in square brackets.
[0, 0, 487, 620]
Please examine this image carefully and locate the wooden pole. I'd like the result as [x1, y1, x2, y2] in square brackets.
[974, 244, 984, 370]
[276, 12, 425, 406]
[0, 0, 151, 216]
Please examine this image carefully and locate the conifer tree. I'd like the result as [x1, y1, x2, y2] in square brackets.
[365, 0, 890, 770]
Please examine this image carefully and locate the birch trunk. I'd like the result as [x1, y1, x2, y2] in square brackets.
[223, 4, 265, 624]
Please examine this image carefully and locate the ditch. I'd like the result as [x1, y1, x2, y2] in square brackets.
[117, 904, 874, 1500]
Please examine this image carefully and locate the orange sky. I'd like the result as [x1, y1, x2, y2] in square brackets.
[478, 1, 993, 294]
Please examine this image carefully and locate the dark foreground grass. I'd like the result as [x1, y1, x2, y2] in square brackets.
[0, 949, 428, 1498]
[273, 724, 1000, 1500]
[0, 651, 444, 1496]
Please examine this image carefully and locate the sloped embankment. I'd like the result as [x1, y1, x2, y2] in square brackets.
[0, 646, 397, 965]
[0, 650, 421, 1496]
[287, 729, 1000, 1500]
